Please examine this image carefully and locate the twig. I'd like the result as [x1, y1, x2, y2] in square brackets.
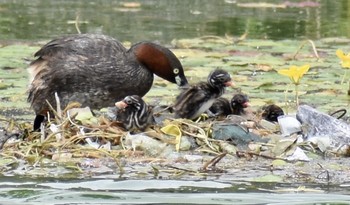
[293, 39, 319, 60]
[165, 165, 198, 173]
[153, 106, 172, 115]
[55, 92, 62, 119]
[237, 150, 286, 161]
[66, 111, 89, 130]
[174, 119, 219, 151]
[40, 122, 46, 142]
[75, 11, 81, 34]
[201, 152, 227, 170]
[317, 163, 331, 183]
[199, 35, 232, 44]
[45, 100, 59, 120]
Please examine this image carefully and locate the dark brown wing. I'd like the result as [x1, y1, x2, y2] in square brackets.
[33, 34, 126, 61]
[173, 83, 208, 119]
[27, 34, 153, 114]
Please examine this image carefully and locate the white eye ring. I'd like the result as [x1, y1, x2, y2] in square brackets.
[173, 68, 179, 74]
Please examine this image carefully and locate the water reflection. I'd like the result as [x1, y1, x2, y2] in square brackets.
[0, 178, 349, 204]
[0, 0, 349, 42]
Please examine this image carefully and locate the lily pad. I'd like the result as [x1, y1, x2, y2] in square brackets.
[250, 174, 284, 183]
[271, 159, 287, 167]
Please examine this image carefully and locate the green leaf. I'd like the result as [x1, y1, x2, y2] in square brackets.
[251, 174, 283, 183]
[271, 159, 287, 167]
[74, 107, 99, 125]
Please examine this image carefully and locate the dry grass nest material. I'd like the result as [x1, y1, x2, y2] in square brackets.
[0, 99, 340, 174]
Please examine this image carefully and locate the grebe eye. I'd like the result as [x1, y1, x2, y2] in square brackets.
[173, 68, 179, 75]
[125, 98, 132, 104]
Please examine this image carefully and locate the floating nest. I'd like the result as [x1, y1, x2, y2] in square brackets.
[0, 97, 348, 181]
[0, 104, 323, 158]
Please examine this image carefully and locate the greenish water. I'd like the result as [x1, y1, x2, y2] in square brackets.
[1, 1, 350, 204]
[0, 0, 349, 43]
[0, 177, 349, 205]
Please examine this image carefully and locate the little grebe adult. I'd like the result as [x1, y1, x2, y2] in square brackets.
[173, 69, 233, 119]
[115, 95, 154, 131]
[27, 34, 188, 130]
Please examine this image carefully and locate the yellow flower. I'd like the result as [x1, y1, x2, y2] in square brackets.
[336, 49, 350, 68]
[278, 64, 310, 85]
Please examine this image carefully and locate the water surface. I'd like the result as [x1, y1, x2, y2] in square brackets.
[1, 1, 350, 204]
[0, 0, 349, 43]
[0, 177, 349, 204]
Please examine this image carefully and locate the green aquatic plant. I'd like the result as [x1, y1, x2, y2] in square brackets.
[278, 64, 310, 107]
